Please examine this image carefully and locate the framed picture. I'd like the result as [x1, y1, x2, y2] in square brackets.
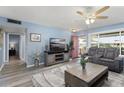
[30, 33, 41, 42]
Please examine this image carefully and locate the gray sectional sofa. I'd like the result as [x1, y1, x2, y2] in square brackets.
[82, 47, 123, 73]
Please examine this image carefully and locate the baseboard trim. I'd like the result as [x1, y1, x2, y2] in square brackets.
[26, 62, 44, 68]
[0, 64, 4, 71]
[26, 64, 34, 68]
[4, 62, 9, 65]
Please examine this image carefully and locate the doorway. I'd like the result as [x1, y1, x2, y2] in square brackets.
[1, 25, 26, 73]
[3, 27, 26, 64]
[9, 34, 20, 63]
[6, 33, 26, 65]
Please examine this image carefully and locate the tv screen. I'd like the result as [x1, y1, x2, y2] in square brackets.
[50, 38, 66, 52]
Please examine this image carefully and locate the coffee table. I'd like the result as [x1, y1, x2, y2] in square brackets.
[65, 62, 108, 87]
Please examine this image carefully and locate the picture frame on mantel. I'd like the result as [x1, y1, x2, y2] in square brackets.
[30, 33, 41, 42]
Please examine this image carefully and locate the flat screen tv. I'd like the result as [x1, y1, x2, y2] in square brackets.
[50, 38, 66, 52]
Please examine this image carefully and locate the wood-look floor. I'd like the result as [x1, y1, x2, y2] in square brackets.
[0, 58, 124, 87]
[0, 58, 70, 87]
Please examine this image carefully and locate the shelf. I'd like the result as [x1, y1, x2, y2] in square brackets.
[45, 52, 69, 66]
[56, 56, 63, 58]
[55, 58, 64, 61]
[55, 54, 64, 57]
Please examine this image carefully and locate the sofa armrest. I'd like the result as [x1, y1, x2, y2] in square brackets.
[114, 57, 124, 67]
[114, 57, 123, 62]
[114, 57, 124, 73]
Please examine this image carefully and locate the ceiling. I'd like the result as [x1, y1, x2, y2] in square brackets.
[0, 6, 123, 32]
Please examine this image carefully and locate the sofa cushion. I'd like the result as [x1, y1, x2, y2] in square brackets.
[96, 48, 105, 56]
[104, 48, 115, 59]
[88, 47, 97, 56]
[100, 58, 114, 63]
[94, 54, 102, 58]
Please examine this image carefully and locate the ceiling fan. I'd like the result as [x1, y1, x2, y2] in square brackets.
[77, 6, 110, 25]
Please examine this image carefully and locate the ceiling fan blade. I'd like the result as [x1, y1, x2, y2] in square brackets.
[95, 6, 110, 15]
[77, 11, 83, 16]
[96, 16, 108, 19]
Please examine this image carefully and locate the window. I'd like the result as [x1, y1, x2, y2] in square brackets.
[91, 34, 98, 47]
[121, 31, 124, 55]
[90, 31, 124, 55]
[79, 35, 87, 55]
[99, 32, 120, 50]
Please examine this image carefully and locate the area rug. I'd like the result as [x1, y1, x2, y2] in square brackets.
[32, 61, 124, 87]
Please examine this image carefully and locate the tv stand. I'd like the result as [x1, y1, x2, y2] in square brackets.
[44, 51, 69, 66]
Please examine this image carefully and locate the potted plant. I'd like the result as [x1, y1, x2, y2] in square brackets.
[80, 56, 88, 70]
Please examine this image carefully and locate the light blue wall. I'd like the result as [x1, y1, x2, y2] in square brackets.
[0, 17, 9, 64]
[0, 48, 3, 65]
[0, 32, 3, 66]
[0, 17, 72, 66]
[22, 21, 71, 66]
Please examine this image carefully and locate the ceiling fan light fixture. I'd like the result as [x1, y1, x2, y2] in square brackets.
[72, 29, 76, 32]
[90, 19, 95, 23]
[77, 6, 110, 25]
[85, 19, 90, 25]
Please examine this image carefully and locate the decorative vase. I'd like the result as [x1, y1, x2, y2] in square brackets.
[82, 63, 86, 70]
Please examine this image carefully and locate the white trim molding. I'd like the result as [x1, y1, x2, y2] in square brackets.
[0, 64, 4, 71]
[26, 62, 44, 68]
